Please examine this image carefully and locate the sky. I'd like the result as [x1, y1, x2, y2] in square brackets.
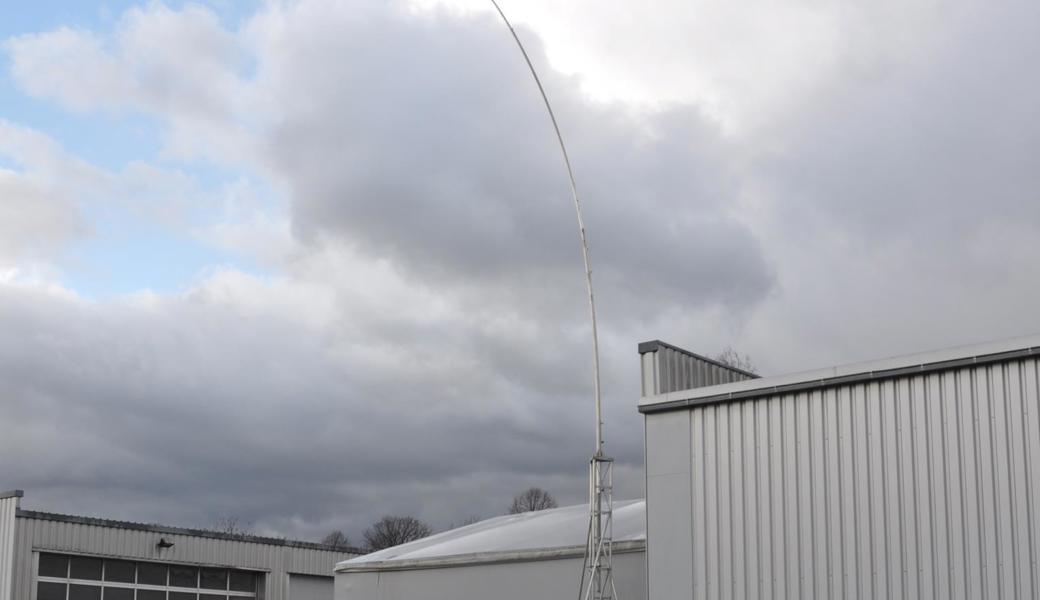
[1, 0, 1039, 544]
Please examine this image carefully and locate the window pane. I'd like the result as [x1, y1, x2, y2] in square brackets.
[70, 557, 103, 580]
[39, 554, 69, 578]
[102, 588, 133, 600]
[199, 596, 226, 600]
[199, 568, 226, 590]
[69, 584, 102, 600]
[169, 593, 197, 600]
[228, 571, 255, 592]
[104, 560, 135, 583]
[168, 566, 197, 588]
[137, 590, 166, 600]
[137, 563, 167, 586]
[37, 582, 67, 600]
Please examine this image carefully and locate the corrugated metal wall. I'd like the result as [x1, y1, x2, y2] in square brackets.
[11, 514, 355, 600]
[646, 356, 1040, 600]
[640, 341, 756, 397]
[0, 493, 19, 600]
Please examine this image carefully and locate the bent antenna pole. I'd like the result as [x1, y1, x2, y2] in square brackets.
[488, 0, 604, 456]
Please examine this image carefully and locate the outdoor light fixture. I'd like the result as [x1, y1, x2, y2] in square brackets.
[156, 538, 174, 549]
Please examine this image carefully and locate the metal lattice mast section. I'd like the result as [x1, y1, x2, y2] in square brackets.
[487, 3, 616, 599]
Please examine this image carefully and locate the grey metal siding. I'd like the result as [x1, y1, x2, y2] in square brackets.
[640, 342, 757, 397]
[0, 493, 18, 600]
[647, 356, 1040, 600]
[11, 514, 356, 600]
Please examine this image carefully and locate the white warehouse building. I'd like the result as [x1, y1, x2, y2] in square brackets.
[335, 500, 647, 599]
[0, 491, 360, 600]
[639, 334, 1040, 600]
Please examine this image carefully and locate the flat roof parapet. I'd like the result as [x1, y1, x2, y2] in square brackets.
[639, 333, 1040, 414]
[639, 340, 758, 398]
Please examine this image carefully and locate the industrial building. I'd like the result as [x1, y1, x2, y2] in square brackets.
[15, 333, 1037, 600]
[0, 491, 360, 600]
[335, 500, 646, 599]
[639, 334, 1040, 599]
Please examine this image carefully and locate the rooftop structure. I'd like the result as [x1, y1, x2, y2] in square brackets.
[336, 501, 647, 599]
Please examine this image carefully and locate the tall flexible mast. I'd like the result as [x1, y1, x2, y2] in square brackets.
[488, 3, 616, 599]
[487, 0, 602, 456]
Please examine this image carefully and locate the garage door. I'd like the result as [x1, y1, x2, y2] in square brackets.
[288, 574, 333, 600]
[36, 553, 260, 600]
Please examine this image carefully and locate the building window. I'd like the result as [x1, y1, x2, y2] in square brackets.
[36, 553, 260, 600]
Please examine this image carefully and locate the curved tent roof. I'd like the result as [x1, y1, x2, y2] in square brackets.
[337, 499, 645, 572]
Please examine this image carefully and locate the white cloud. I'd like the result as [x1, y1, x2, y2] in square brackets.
[407, 0, 951, 133]
[0, 120, 101, 265]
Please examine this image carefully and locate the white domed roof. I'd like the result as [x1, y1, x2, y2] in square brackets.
[337, 499, 645, 571]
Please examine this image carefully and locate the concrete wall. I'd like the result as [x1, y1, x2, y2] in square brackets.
[337, 550, 646, 600]
[644, 353, 1040, 599]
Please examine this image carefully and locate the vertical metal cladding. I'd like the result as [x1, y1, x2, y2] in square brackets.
[0, 492, 20, 600]
[639, 341, 757, 397]
[673, 357, 1040, 600]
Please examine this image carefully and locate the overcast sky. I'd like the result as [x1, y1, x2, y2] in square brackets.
[1, 0, 1039, 544]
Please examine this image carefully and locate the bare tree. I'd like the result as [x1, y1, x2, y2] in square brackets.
[363, 516, 432, 551]
[713, 346, 757, 374]
[508, 487, 558, 514]
[321, 530, 351, 550]
[213, 516, 251, 536]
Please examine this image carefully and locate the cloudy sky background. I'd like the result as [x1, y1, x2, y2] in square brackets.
[1, 0, 1038, 543]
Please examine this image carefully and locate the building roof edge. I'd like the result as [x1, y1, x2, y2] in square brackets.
[15, 509, 363, 555]
[640, 333, 1040, 414]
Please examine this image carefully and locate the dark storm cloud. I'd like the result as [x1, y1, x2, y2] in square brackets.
[0, 276, 605, 540]
[758, 0, 1040, 241]
[738, 0, 1040, 371]
[252, 4, 772, 316]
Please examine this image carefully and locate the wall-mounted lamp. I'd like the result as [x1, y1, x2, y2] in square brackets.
[157, 538, 174, 549]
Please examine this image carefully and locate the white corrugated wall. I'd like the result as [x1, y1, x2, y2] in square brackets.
[646, 357, 1040, 600]
[0, 493, 19, 600]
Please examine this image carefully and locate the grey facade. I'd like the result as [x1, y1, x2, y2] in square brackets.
[640, 334, 1040, 600]
[0, 491, 359, 600]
